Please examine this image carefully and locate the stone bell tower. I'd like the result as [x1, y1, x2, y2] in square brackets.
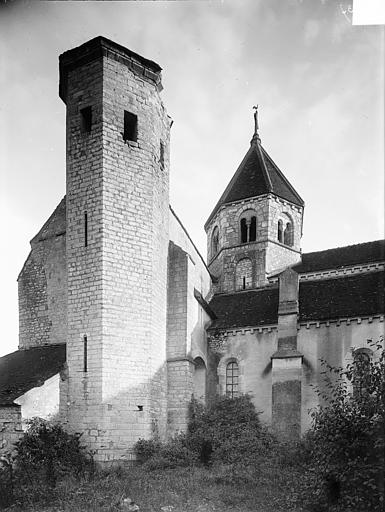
[59, 37, 171, 462]
[205, 108, 304, 292]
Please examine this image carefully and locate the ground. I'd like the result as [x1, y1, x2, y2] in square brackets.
[5, 464, 303, 512]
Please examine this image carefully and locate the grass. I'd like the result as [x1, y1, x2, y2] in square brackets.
[5, 461, 304, 512]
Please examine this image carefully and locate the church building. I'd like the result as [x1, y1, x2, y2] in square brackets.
[1, 36, 383, 463]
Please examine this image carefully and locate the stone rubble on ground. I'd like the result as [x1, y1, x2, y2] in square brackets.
[120, 496, 140, 511]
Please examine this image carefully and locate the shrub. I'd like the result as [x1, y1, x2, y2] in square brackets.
[187, 395, 274, 465]
[134, 395, 275, 469]
[135, 433, 197, 470]
[0, 453, 14, 509]
[13, 417, 93, 488]
[303, 338, 385, 511]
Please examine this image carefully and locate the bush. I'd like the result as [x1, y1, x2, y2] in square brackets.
[13, 417, 94, 488]
[134, 395, 275, 469]
[0, 453, 14, 510]
[187, 394, 274, 465]
[303, 338, 385, 511]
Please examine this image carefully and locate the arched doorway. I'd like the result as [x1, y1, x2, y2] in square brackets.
[193, 357, 206, 404]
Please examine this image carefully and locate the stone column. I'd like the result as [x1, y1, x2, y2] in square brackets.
[271, 268, 303, 440]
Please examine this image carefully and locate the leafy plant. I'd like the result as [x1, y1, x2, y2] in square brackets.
[13, 417, 94, 488]
[303, 337, 385, 511]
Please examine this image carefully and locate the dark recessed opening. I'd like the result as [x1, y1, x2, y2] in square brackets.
[83, 335, 88, 372]
[123, 111, 138, 142]
[80, 106, 92, 133]
[137, 405, 143, 411]
[240, 218, 247, 243]
[249, 216, 256, 242]
[84, 211, 88, 247]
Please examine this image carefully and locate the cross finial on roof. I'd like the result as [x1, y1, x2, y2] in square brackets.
[251, 105, 261, 145]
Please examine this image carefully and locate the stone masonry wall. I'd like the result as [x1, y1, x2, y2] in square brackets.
[0, 406, 23, 455]
[166, 220, 212, 434]
[206, 194, 302, 291]
[64, 42, 170, 462]
[18, 199, 67, 349]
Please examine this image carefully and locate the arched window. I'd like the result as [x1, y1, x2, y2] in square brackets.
[249, 216, 256, 242]
[277, 220, 283, 243]
[235, 258, 252, 290]
[226, 361, 239, 398]
[278, 213, 294, 247]
[239, 210, 257, 244]
[352, 348, 372, 398]
[211, 227, 219, 257]
[193, 357, 207, 403]
[284, 222, 293, 246]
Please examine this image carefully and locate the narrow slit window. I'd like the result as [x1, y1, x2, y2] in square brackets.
[80, 106, 92, 133]
[123, 111, 138, 142]
[83, 335, 88, 372]
[242, 276, 246, 290]
[84, 212, 88, 247]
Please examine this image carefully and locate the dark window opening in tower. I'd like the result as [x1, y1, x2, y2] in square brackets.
[123, 111, 138, 142]
[84, 211, 88, 247]
[80, 106, 92, 133]
[160, 141, 165, 168]
[226, 361, 239, 398]
[242, 276, 246, 290]
[83, 335, 88, 372]
[278, 220, 283, 243]
[212, 227, 219, 257]
[249, 216, 256, 242]
[240, 218, 248, 243]
[284, 222, 293, 246]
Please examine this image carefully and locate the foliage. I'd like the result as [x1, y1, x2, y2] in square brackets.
[13, 417, 94, 488]
[303, 337, 385, 511]
[134, 395, 274, 470]
[0, 452, 14, 510]
[187, 394, 274, 464]
[135, 433, 197, 469]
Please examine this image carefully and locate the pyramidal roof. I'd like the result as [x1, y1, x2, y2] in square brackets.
[205, 113, 304, 229]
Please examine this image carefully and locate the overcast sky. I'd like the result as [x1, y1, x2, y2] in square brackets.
[0, 0, 383, 356]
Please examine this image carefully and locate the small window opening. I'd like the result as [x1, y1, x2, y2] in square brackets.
[240, 218, 248, 243]
[123, 111, 138, 142]
[278, 220, 283, 243]
[249, 216, 256, 242]
[83, 335, 88, 372]
[84, 211, 88, 247]
[160, 141, 165, 168]
[80, 106, 92, 133]
[212, 227, 219, 257]
[284, 222, 293, 246]
[226, 361, 239, 398]
[242, 276, 246, 290]
[137, 405, 143, 412]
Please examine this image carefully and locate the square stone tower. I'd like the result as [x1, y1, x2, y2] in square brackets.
[59, 37, 171, 462]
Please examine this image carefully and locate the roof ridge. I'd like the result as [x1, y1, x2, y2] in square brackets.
[204, 145, 256, 229]
[301, 239, 385, 257]
[255, 143, 273, 192]
[261, 146, 304, 206]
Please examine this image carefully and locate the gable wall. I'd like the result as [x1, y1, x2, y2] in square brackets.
[18, 231, 67, 349]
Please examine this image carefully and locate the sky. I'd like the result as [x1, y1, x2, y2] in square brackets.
[0, 0, 384, 357]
